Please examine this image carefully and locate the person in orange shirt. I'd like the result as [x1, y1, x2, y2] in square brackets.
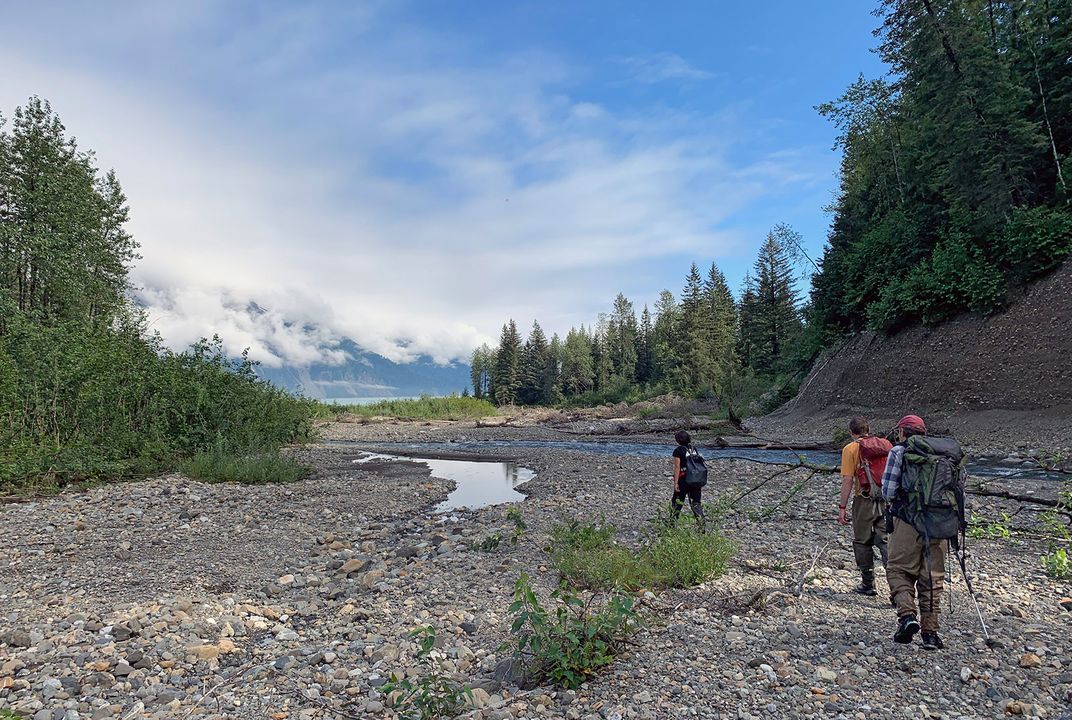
[836, 416, 892, 596]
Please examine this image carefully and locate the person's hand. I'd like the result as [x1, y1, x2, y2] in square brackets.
[674, 483, 680, 493]
[837, 507, 848, 525]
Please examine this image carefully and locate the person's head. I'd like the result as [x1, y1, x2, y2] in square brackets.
[848, 416, 870, 438]
[895, 414, 927, 442]
[674, 430, 691, 446]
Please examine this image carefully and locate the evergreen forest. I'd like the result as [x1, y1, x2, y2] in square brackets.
[476, 0, 1072, 412]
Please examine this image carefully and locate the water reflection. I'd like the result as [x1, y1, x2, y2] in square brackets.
[354, 453, 535, 512]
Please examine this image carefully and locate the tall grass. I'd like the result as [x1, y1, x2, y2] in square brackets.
[180, 447, 310, 485]
[549, 517, 734, 591]
[317, 394, 497, 421]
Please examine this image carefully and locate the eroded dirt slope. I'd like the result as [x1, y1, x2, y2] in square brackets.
[754, 262, 1072, 452]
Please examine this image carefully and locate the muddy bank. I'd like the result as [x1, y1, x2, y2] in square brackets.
[1, 423, 1069, 720]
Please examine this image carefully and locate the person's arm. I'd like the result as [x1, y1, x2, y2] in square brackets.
[838, 474, 853, 525]
[881, 447, 903, 501]
[837, 443, 856, 525]
[672, 457, 681, 492]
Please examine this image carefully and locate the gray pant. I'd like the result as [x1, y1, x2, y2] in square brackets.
[852, 494, 889, 574]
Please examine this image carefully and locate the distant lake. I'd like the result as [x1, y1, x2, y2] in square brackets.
[322, 396, 424, 406]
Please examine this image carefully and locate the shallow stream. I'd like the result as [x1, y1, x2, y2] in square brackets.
[340, 439, 1067, 482]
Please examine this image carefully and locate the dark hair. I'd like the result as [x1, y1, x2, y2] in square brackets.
[674, 430, 691, 446]
[849, 416, 869, 436]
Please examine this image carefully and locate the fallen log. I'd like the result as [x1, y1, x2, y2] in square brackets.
[711, 436, 830, 451]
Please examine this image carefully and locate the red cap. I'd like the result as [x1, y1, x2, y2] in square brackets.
[896, 415, 927, 433]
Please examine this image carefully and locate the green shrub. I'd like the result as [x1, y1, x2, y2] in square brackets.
[1041, 548, 1071, 580]
[996, 207, 1072, 283]
[504, 572, 639, 689]
[643, 523, 735, 587]
[0, 318, 316, 492]
[179, 447, 309, 485]
[382, 626, 473, 720]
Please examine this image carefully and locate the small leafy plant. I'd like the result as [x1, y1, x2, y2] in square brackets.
[503, 573, 639, 689]
[967, 511, 1013, 540]
[470, 533, 502, 552]
[381, 626, 473, 720]
[1041, 548, 1071, 580]
[506, 506, 527, 545]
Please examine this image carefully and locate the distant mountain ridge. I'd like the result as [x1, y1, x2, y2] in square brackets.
[254, 338, 470, 399]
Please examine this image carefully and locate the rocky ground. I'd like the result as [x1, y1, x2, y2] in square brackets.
[2, 422, 1070, 720]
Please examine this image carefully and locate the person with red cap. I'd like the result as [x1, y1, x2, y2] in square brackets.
[880, 414, 947, 649]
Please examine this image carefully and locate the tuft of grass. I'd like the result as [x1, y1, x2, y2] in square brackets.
[549, 517, 734, 591]
[179, 448, 310, 485]
[316, 394, 497, 421]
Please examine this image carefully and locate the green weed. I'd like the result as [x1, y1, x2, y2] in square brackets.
[1041, 548, 1071, 580]
[382, 626, 473, 720]
[503, 572, 639, 689]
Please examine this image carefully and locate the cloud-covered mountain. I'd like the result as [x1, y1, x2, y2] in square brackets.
[254, 338, 471, 400]
[134, 288, 471, 399]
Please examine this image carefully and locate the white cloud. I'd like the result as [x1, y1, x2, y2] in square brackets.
[0, 4, 818, 367]
[619, 53, 716, 84]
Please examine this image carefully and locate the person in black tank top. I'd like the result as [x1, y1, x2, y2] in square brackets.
[670, 430, 705, 529]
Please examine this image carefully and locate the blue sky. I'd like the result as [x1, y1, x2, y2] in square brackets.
[1, 1, 887, 365]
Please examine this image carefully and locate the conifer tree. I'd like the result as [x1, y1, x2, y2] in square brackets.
[652, 290, 680, 383]
[492, 320, 521, 405]
[704, 262, 738, 376]
[739, 230, 801, 375]
[518, 321, 549, 405]
[678, 263, 717, 390]
[609, 293, 638, 381]
[636, 305, 656, 384]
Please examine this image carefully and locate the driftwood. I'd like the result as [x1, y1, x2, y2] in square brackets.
[711, 435, 829, 451]
[728, 455, 1068, 513]
[966, 486, 1067, 509]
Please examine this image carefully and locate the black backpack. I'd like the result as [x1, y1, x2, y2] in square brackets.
[682, 445, 708, 488]
[896, 435, 967, 544]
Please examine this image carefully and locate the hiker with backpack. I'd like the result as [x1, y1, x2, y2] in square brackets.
[881, 414, 968, 650]
[836, 416, 892, 596]
[670, 430, 707, 531]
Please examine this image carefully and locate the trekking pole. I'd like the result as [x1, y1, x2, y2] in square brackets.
[955, 546, 994, 646]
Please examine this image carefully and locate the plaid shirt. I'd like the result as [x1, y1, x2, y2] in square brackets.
[880, 445, 906, 501]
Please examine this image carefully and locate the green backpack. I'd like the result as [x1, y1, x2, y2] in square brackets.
[898, 435, 968, 543]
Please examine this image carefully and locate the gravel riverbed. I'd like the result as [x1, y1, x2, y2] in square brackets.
[2, 422, 1070, 720]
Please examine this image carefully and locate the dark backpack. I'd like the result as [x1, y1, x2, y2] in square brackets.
[897, 435, 967, 542]
[682, 445, 708, 488]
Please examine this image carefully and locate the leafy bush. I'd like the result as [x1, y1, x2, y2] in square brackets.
[382, 626, 473, 720]
[549, 517, 734, 591]
[996, 207, 1072, 283]
[1041, 548, 1071, 580]
[643, 523, 735, 587]
[179, 447, 309, 485]
[319, 395, 497, 421]
[0, 318, 316, 492]
[504, 572, 639, 689]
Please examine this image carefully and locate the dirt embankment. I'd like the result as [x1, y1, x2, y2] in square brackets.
[753, 262, 1072, 453]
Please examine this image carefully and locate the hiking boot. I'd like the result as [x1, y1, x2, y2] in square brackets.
[852, 573, 877, 596]
[920, 632, 944, 650]
[894, 614, 920, 644]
